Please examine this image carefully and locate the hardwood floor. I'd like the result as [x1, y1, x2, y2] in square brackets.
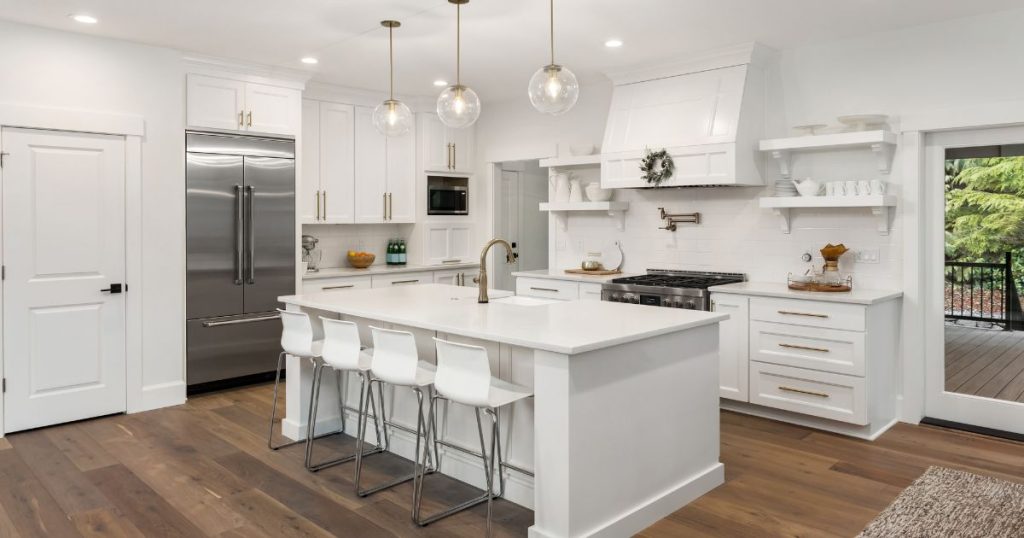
[945, 323, 1024, 402]
[1, 383, 1023, 537]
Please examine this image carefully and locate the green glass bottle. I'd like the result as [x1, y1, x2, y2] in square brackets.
[398, 239, 407, 265]
[386, 239, 395, 265]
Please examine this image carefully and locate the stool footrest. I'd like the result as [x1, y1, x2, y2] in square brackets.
[415, 489, 497, 527]
[357, 467, 435, 498]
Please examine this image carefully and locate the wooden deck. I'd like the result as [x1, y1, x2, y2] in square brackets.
[945, 323, 1024, 402]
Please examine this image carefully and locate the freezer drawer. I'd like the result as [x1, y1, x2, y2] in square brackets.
[187, 313, 282, 385]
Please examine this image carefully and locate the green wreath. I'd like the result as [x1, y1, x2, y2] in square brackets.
[640, 148, 674, 186]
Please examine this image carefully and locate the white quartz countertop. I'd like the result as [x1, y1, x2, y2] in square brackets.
[279, 284, 727, 355]
[304, 262, 479, 281]
[512, 268, 639, 284]
[708, 281, 903, 305]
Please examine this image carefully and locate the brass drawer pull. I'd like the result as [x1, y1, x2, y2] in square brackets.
[322, 284, 355, 290]
[778, 343, 830, 353]
[777, 310, 829, 318]
[530, 287, 559, 293]
[391, 279, 420, 285]
[778, 385, 827, 397]
[778, 386, 830, 398]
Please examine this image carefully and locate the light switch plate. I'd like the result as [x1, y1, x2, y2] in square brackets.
[856, 248, 880, 264]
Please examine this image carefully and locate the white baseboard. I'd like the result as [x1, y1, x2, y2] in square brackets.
[131, 380, 186, 413]
[527, 464, 724, 538]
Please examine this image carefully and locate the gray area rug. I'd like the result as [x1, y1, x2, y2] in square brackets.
[859, 466, 1024, 537]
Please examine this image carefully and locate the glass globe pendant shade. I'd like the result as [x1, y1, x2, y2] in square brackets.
[437, 84, 481, 128]
[529, 64, 579, 115]
[373, 99, 413, 137]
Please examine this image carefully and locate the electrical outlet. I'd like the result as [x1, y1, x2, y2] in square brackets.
[855, 248, 880, 264]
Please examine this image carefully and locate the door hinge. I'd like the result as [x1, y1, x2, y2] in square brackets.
[0, 152, 8, 168]
[1, 265, 4, 280]
[2, 378, 6, 393]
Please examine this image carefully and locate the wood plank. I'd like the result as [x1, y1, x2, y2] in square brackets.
[0, 448, 83, 537]
[997, 362, 1024, 401]
[44, 423, 119, 472]
[70, 508, 146, 538]
[975, 346, 1024, 398]
[0, 438, 12, 451]
[223, 488, 335, 538]
[85, 464, 206, 538]
[949, 339, 1024, 393]
[0, 501, 23, 538]
[8, 429, 113, 516]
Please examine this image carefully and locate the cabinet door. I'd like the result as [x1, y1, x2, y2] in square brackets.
[448, 124, 475, 173]
[320, 102, 356, 223]
[299, 100, 321, 223]
[245, 83, 300, 135]
[433, 269, 461, 286]
[449, 224, 472, 261]
[711, 293, 749, 401]
[354, 106, 387, 223]
[420, 113, 451, 172]
[187, 74, 245, 131]
[386, 128, 417, 223]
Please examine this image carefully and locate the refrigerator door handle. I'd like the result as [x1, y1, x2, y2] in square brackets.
[246, 185, 256, 284]
[234, 184, 244, 285]
[201, 313, 281, 327]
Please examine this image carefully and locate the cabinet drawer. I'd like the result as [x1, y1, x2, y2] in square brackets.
[750, 320, 865, 376]
[749, 362, 867, 425]
[515, 277, 577, 301]
[302, 275, 372, 294]
[371, 272, 434, 288]
[749, 297, 865, 332]
[578, 283, 603, 301]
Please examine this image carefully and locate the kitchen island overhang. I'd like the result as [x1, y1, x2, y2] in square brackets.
[278, 284, 727, 538]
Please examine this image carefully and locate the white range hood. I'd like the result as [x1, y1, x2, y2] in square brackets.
[601, 43, 779, 188]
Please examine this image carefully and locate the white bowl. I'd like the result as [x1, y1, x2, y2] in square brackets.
[569, 144, 597, 156]
[585, 183, 613, 202]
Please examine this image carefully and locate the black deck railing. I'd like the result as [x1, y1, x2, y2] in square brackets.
[945, 252, 1024, 330]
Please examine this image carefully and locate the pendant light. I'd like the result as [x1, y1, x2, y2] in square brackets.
[372, 20, 413, 137]
[436, 0, 481, 129]
[528, 0, 579, 115]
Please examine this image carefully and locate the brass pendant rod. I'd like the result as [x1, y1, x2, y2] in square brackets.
[456, 3, 461, 86]
[549, 0, 555, 66]
[389, 25, 394, 100]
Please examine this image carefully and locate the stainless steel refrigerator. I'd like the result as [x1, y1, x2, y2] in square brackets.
[186, 132, 295, 388]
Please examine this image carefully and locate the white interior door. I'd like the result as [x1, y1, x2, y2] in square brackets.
[924, 125, 1024, 435]
[494, 169, 522, 291]
[2, 127, 127, 433]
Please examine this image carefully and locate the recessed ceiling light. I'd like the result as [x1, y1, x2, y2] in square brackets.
[301, 57, 319, 65]
[604, 39, 623, 48]
[433, 80, 448, 87]
[70, 14, 98, 24]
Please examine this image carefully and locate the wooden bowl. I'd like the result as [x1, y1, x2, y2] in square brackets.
[347, 253, 375, 269]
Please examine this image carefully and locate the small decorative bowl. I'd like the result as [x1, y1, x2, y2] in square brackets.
[585, 183, 613, 202]
[347, 252, 375, 269]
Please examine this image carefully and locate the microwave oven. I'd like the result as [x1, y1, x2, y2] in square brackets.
[428, 185, 468, 215]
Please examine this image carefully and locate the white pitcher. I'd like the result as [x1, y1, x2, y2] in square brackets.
[568, 178, 583, 203]
[552, 173, 571, 202]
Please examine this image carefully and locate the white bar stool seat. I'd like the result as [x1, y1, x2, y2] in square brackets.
[354, 326, 438, 498]
[304, 317, 387, 472]
[413, 337, 533, 536]
[268, 309, 324, 451]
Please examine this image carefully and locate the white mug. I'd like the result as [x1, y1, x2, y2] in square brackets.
[844, 180, 858, 196]
[857, 180, 871, 196]
[828, 181, 845, 196]
[825, 182, 836, 196]
[870, 179, 886, 195]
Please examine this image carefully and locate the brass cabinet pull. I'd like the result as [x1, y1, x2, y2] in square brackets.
[530, 286, 559, 293]
[778, 343, 830, 353]
[452, 143, 457, 169]
[323, 190, 327, 219]
[322, 284, 355, 290]
[246, 111, 253, 127]
[238, 110, 244, 127]
[391, 279, 420, 285]
[777, 310, 829, 318]
[383, 192, 387, 220]
[778, 386, 830, 398]
[316, 191, 321, 220]
[441, 258, 461, 264]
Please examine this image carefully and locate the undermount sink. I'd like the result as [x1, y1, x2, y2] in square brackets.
[491, 295, 560, 306]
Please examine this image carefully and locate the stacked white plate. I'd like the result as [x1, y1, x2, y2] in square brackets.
[775, 180, 797, 197]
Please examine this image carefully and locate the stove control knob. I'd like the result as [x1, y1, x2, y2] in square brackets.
[684, 299, 698, 310]
[666, 298, 679, 308]
[631, 295, 640, 304]
[609, 293, 621, 302]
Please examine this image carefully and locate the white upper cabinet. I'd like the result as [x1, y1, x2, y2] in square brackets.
[319, 102, 356, 223]
[386, 129, 417, 223]
[354, 106, 387, 223]
[186, 74, 300, 136]
[420, 113, 474, 174]
[300, 100, 321, 223]
[187, 75, 246, 131]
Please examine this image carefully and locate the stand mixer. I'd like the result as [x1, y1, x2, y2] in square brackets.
[301, 234, 322, 273]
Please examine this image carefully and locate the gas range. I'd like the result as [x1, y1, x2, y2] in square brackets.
[601, 269, 746, 310]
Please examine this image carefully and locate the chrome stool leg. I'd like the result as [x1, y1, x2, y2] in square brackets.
[355, 383, 435, 498]
[306, 369, 385, 472]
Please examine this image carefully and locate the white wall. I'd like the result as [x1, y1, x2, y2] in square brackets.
[302, 223, 414, 269]
[475, 7, 1024, 290]
[0, 21, 187, 409]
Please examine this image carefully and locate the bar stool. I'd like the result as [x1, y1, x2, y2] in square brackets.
[354, 326, 438, 498]
[268, 309, 324, 451]
[413, 337, 533, 536]
[304, 317, 387, 472]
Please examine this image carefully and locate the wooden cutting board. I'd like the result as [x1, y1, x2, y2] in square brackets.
[564, 268, 622, 276]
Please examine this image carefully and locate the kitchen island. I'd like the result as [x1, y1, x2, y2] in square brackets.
[279, 284, 727, 538]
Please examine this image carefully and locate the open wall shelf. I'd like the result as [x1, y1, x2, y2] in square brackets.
[539, 201, 629, 231]
[760, 130, 897, 178]
[759, 195, 897, 235]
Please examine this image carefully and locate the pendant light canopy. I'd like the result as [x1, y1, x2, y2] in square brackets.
[372, 20, 413, 137]
[437, 0, 481, 129]
[528, 0, 579, 115]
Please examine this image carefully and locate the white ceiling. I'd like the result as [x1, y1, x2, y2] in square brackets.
[1, 0, 1021, 102]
